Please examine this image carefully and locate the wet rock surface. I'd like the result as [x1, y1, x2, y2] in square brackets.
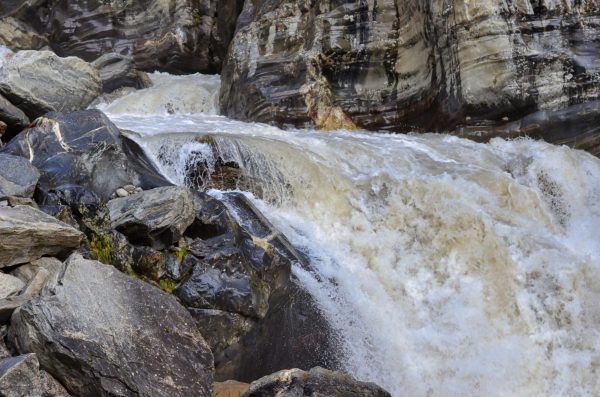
[220, 1, 600, 152]
[0, 154, 39, 199]
[107, 186, 196, 250]
[0, 50, 100, 119]
[92, 53, 152, 94]
[0, 205, 82, 268]
[9, 254, 214, 397]
[0, 110, 167, 201]
[242, 367, 391, 397]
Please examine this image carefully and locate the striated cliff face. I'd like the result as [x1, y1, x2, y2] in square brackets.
[1, 0, 245, 74]
[220, 0, 600, 152]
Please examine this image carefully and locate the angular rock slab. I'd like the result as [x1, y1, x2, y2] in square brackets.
[0, 153, 39, 199]
[0, 272, 24, 299]
[10, 254, 214, 397]
[0, 50, 100, 119]
[0, 205, 82, 268]
[107, 186, 196, 250]
[0, 354, 42, 397]
[243, 367, 391, 397]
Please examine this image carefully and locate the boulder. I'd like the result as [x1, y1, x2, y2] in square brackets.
[0, 93, 30, 139]
[220, 1, 600, 153]
[242, 367, 391, 397]
[0, 272, 24, 299]
[0, 153, 39, 199]
[0, 205, 82, 268]
[92, 53, 152, 93]
[0, 353, 71, 397]
[0, 354, 42, 397]
[0, 110, 169, 200]
[107, 186, 196, 250]
[10, 254, 214, 397]
[0, 50, 100, 119]
[46, 0, 244, 74]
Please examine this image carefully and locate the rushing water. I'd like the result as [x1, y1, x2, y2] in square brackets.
[97, 73, 600, 397]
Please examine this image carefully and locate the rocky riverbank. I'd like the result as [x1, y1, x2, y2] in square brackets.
[0, 109, 390, 396]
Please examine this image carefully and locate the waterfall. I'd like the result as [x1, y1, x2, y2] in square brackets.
[98, 73, 600, 397]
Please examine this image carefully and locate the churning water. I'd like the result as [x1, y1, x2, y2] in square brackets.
[97, 73, 600, 397]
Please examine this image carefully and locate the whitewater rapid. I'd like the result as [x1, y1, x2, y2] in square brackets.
[97, 73, 600, 397]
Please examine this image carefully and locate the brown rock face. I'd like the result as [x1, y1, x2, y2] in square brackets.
[220, 0, 600, 151]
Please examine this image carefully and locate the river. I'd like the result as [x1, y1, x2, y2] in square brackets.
[97, 72, 600, 397]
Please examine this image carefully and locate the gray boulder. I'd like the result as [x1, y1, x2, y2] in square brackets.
[0, 154, 39, 199]
[92, 53, 152, 93]
[0, 354, 42, 397]
[0, 353, 71, 397]
[0, 205, 82, 268]
[107, 186, 196, 250]
[0, 50, 100, 119]
[0, 272, 24, 299]
[243, 367, 391, 397]
[10, 254, 214, 397]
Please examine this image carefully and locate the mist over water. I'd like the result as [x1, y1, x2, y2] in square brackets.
[99, 73, 600, 397]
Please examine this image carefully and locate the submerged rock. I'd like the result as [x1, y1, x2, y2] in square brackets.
[0, 205, 82, 268]
[10, 254, 214, 397]
[0, 50, 100, 119]
[220, 1, 600, 152]
[0, 154, 39, 199]
[243, 367, 391, 397]
[107, 186, 196, 250]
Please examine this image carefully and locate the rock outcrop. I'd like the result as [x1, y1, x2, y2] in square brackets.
[242, 367, 391, 397]
[220, 1, 600, 152]
[0, 205, 82, 268]
[0, 154, 39, 199]
[45, 0, 244, 74]
[10, 254, 214, 397]
[0, 50, 100, 119]
[92, 53, 152, 94]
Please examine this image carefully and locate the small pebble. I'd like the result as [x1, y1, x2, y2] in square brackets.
[116, 188, 129, 198]
[123, 184, 136, 194]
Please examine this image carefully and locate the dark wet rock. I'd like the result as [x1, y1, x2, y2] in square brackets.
[0, 154, 39, 199]
[189, 308, 255, 358]
[0, 50, 100, 119]
[107, 186, 196, 250]
[0, 110, 169, 201]
[0, 205, 82, 268]
[92, 53, 152, 94]
[9, 254, 214, 397]
[0, 354, 42, 397]
[0, 272, 24, 299]
[220, 1, 600, 152]
[0, 93, 30, 140]
[179, 193, 339, 382]
[175, 261, 269, 319]
[46, 0, 244, 74]
[243, 367, 391, 397]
